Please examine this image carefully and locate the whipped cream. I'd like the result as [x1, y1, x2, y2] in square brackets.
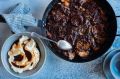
[8, 36, 40, 73]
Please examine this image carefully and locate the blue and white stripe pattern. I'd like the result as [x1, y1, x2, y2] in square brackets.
[2, 3, 38, 33]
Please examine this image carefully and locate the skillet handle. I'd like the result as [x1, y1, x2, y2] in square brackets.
[37, 20, 47, 36]
[116, 34, 120, 36]
[0, 15, 6, 23]
[38, 20, 43, 27]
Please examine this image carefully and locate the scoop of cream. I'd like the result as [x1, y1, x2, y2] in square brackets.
[8, 36, 40, 73]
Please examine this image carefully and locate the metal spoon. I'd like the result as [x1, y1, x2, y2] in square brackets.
[28, 27, 72, 50]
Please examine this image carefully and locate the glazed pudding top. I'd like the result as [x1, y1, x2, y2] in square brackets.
[45, 0, 109, 60]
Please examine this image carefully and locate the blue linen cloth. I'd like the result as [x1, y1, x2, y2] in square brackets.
[1, 3, 38, 33]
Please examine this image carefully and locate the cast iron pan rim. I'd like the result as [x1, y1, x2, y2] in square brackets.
[41, 0, 117, 63]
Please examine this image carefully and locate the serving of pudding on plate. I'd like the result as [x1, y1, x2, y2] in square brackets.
[8, 36, 40, 73]
[45, 0, 110, 60]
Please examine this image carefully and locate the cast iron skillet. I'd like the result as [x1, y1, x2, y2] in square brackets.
[0, 0, 117, 63]
[40, 0, 117, 63]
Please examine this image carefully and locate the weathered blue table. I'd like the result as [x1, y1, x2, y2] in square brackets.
[0, 0, 120, 79]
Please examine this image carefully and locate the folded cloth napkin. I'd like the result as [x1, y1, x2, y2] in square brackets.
[1, 3, 38, 33]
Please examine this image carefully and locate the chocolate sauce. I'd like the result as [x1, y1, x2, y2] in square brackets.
[10, 37, 40, 69]
[14, 54, 23, 61]
[23, 46, 32, 61]
[11, 62, 25, 68]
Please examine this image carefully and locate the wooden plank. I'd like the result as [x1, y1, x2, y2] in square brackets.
[32, 0, 120, 19]
[0, 0, 120, 17]
[110, 17, 120, 50]
[0, 0, 30, 13]
[107, 0, 120, 16]
[110, 36, 120, 51]
[117, 17, 120, 35]
[0, 0, 52, 19]
[31, 0, 52, 19]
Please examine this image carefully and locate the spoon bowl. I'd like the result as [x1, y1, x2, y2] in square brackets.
[57, 40, 72, 50]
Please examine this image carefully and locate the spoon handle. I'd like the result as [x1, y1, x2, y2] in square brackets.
[31, 32, 57, 44]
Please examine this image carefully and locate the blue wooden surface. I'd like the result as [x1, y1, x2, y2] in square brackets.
[0, 0, 120, 79]
[117, 18, 120, 34]
[107, 0, 120, 16]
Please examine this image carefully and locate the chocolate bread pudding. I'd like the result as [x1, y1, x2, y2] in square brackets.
[45, 0, 110, 60]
